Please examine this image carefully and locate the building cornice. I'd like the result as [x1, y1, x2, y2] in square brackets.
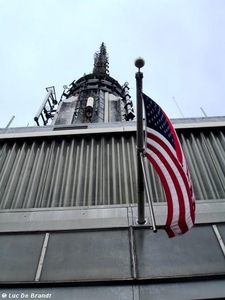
[0, 119, 225, 140]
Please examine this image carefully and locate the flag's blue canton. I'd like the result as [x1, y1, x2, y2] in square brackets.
[142, 93, 175, 149]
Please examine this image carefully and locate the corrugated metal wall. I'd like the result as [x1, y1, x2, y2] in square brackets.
[0, 134, 137, 208]
[0, 128, 225, 209]
[180, 130, 225, 200]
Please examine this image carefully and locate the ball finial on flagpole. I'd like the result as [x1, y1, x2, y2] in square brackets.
[134, 57, 145, 70]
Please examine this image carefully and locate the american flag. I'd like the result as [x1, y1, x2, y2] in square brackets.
[142, 93, 195, 238]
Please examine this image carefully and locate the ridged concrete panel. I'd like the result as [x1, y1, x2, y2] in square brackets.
[180, 130, 225, 200]
[0, 134, 137, 208]
[0, 128, 225, 209]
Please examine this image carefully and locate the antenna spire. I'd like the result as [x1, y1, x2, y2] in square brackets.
[93, 42, 109, 75]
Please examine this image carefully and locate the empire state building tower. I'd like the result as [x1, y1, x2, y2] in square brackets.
[52, 43, 135, 126]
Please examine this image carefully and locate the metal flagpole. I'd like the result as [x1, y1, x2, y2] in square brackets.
[135, 58, 157, 231]
[135, 58, 145, 224]
[140, 153, 157, 232]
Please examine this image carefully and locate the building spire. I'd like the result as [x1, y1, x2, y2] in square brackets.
[35, 43, 135, 126]
[93, 42, 109, 75]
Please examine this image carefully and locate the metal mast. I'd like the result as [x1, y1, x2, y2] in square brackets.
[93, 42, 109, 75]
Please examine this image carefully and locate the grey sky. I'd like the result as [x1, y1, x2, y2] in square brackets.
[0, 0, 225, 128]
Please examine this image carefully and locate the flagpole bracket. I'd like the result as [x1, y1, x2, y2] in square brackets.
[136, 218, 147, 225]
[136, 146, 145, 154]
[140, 150, 146, 157]
[150, 226, 158, 233]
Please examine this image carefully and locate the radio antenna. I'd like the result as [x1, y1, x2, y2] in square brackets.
[200, 107, 208, 117]
[172, 96, 185, 118]
[5, 115, 15, 128]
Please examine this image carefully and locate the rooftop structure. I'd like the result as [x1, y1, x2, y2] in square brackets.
[34, 43, 135, 127]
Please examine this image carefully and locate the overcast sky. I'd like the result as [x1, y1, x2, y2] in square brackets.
[0, 0, 225, 128]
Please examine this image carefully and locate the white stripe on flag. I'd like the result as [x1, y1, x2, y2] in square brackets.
[146, 128, 194, 234]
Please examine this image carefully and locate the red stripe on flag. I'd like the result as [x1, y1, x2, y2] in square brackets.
[146, 131, 194, 234]
[147, 143, 189, 234]
[147, 132, 195, 226]
[147, 130, 195, 224]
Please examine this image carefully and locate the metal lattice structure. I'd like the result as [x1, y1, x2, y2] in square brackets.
[93, 42, 109, 75]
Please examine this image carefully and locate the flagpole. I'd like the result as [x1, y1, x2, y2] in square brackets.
[135, 57, 145, 224]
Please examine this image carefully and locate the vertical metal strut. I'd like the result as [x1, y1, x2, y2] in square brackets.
[140, 153, 157, 232]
